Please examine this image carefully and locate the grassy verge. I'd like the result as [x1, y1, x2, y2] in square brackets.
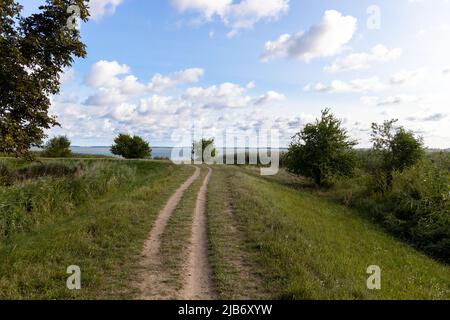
[209, 165, 450, 299]
[0, 159, 193, 299]
[207, 166, 270, 299]
[160, 166, 207, 291]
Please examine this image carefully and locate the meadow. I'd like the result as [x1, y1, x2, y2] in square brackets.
[0, 156, 448, 299]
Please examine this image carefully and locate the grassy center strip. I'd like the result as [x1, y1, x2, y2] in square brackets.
[160, 166, 208, 293]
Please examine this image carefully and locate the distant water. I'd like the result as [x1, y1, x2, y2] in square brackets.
[71, 147, 287, 160]
[71, 146, 173, 158]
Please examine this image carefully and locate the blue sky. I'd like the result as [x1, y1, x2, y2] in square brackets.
[18, 0, 450, 147]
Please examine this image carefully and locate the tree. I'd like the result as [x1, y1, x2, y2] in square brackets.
[284, 109, 357, 187]
[111, 134, 151, 159]
[193, 138, 216, 162]
[0, 0, 89, 159]
[41, 135, 72, 158]
[371, 119, 424, 191]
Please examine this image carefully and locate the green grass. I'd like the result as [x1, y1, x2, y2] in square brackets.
[207, 166, 270, 299]
[0, 159, 194, 299]
[160, 166, 207, 290]
[207, 165, 450, 300]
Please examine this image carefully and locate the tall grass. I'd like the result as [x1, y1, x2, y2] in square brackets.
[0, 160, 135, 240]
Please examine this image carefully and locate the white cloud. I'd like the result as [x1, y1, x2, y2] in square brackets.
[171, 0, 289, 36]
[254, 91, 286, 105]
[89, 0, 124, 21]
[416, 23, 450, 37]
[84, 61, 204, 105]
[149, 68, 204, 92]
[111, 103, 136, 121]
[84, 88, 127, 106]
[360, 94, 422, 106]
[138, 95, 180, 115]
[59, 67, 76, 85]
[184, 82, 252, 108]
[406, 113, 448, 122]
[390, 68, 426, 85]
[305, 77, 385, 93]
[324, 44, 402, 73]
[261, 10, 357, 62]
[85, 60, 130, 88]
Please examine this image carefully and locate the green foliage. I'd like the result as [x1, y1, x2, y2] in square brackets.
[387, 159, 449, 261]
[193, 138, 216, 162]
[0, 160, 135, 240]
[210, 166, 450, 299]
[0, 162, 14, 186]
[0, 161, 194, 299]
[111, 134, 151, 159]
[325, 152, 450, 262]
[0, 0, 89, 159]
[41, 136, 72, 158]
[371, 120, 424, 191]
[284, 109, 357, 187]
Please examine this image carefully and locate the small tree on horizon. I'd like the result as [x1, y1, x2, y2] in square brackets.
[284, 109, 357, 187]
[41, 136, 72, 158]
[111, 134, 151, 159]
[193, 138, 216, 163]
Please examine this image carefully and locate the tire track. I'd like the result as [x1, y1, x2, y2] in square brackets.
[137, 166, 200, 299]
[180, 167, 217, 300]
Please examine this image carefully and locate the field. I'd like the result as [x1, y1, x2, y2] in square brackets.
[0, 158, 449, 299]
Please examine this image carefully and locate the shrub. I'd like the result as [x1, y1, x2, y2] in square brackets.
[111, 134, 151, 159]
[387, 160, 450, 261]
[371, 120, 424, 191]
[0, 162, 15, 186]
[284, 109, 357, 187]
[16, 162, 81, 180]
[41, 136, 73, 158]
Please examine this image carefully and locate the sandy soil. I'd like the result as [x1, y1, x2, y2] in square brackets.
[136, 166, 200, 299]
[180, 167, 217, 300]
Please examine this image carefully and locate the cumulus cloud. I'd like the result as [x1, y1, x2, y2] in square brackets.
[84, 88, 127, 106]
[254, 90, 285, 105]
[111, 103, 136, 121]
[171, 0, 289, 36]
[184, 82, 253, 108]
[149, 68, 204, 92]
[324, 44, 402, 73]
[261, 10, 357, 62]
[84, 61, 204, 105]
[304, 77, 385, 93]
[89, 0, 124, 21]
[85, 60, 130, 88]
